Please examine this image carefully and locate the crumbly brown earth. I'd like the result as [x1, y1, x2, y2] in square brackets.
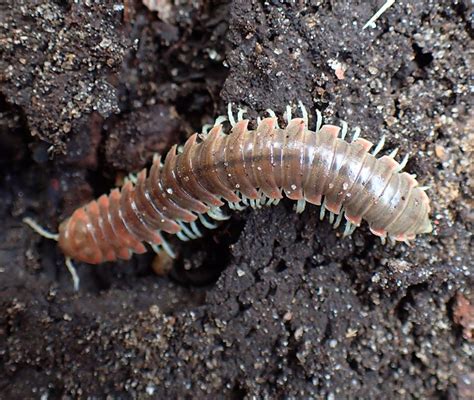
[0, 0, 472, 398]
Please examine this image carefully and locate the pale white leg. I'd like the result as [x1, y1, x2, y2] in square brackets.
[333, 211, 344, 228]
[349, 223, 357, 235]
[329, 212, 335, 225]
[320, 198, 327, 221]
[178, 221, 198, 240]
[395, 153, 409, 172]
[65, 257, 80, 292]
[315, 109, 322, 132]
[201, 123, 212, 135]
[258, 194, 265, 208]
[266, 108, 277, 119]
[362, 0, 396, 30]
[296, 199, 306, 213]
[227, 103, 236, 127]
[151, 235, 176, 258]
[285, 105, 292, 123]
[208, 207, 230, 221]
[372, 135, 386, 156]
[352, 127, 361, 142]
[237, 108, 247, 122]
[124, 172, 138, 185]
[343, 220, 353, 237]
[388, 148, 399, 158]
[199, 214, 218, 229]
[214, 115, 227, 126]
[340, 121, 348, 140]
[298, 100, 308, 126]
[23, 217, 59, 241]
[190, 221, 203, 237]
[177, 231, 190, 241]
[234, 202, 246, 211]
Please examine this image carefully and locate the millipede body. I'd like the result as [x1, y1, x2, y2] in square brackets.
[57, 105, 432, 264]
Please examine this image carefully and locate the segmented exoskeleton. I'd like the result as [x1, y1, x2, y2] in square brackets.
[49, 102, 431, 267]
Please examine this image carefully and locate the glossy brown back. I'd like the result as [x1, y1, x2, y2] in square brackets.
[59, 117, 431, 263]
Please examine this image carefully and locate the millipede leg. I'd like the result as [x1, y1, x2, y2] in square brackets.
[298, 100, 308, 126]
[320, 198, 327, 220]
[177, 221, 198, 240]
[201, 123, 212, 135]
[23, 217, 59, 241]
[177, 231, 190, 241]
[214, 115, 227, 126]
[237, 107, 247, 122]
[333, 211, 344, 228]
[315, 108, 322, 132]
[190, 221, 203, 237]
[362, 0, 395, 30]
[329, 211, 335, 225]
[235, 201, 247, 211]
[340, 121, 348, 140]
[124, 172, 138, 185]
[285, 104, 292, 123]
[352, 127, 361, 142]
[343, 220, 353, 237]
[388, 148, 399, 158]
[198, 213, 218, 229]
[151, 235, 176, 259]
[266, 108, 277, 119]
[296, 199, 306, 213]
[227, 103, 236, 127]
[396, 153, 409, 172]
[372, 135, 386, 156]
[208, 207, 230, 221]
[349, 223, 357, 235]
[65, 257, 80, 292]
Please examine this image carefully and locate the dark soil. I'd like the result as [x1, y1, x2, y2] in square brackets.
[1, 0, 473, 398]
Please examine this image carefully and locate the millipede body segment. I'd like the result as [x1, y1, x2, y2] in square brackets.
[57, 105, 432, 264]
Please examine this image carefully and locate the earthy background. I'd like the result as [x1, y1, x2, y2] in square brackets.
[0, 0, 472, 398]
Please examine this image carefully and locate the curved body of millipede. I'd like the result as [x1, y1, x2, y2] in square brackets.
[27, 103, 432, 269]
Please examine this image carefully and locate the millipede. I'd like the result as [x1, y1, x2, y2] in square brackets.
[24, 102, 432, 289]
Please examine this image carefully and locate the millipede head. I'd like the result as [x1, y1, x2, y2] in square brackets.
[58, 210, 103, 264]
